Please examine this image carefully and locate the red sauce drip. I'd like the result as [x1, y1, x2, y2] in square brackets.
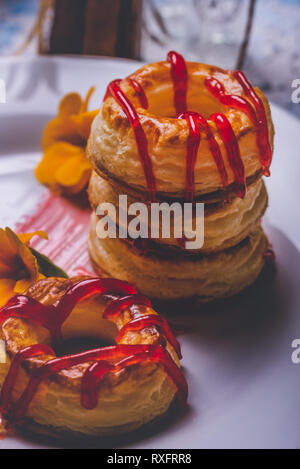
[129, 78, 149, 109]
[55, 277, 138, 327]
[104, 294, 182, 358]
[177, 112, 201, 201]
[102, 53, 263, 205]
[209, 113, 246, 198]
[0, 279, 185, 426]
[178, 111, 229, 200]
[263, 245, 276, 262]
[103, 78, 121, 101]
[3, 345, 187, 427]
[233, 70, 272, 176]
[81, 345, 187, 410]
[101, 52, 271, 237]
[167, 51, 188, 115]
[107, 80, 157, 201]
[195, 113, 229, 188]
[0, 296, 62, 341]
[0, 278, 137, 342]
[205, 77, 258, 125]
[116, 314, 182, 359]
[205, 74, 272, 176]
[103, 294, 152, 318]
[0, 345, 54, 415]
[104, 78, 148, 109]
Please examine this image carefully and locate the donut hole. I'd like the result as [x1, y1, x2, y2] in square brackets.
[59, 295, 119, 350]
[145, 82, 227, 119]
[54, 336, 112, 357]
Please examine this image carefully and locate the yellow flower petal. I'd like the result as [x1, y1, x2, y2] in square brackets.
[0, 278, 16, 307]
[55, 152, 91, 194]
[80, 86, 95, 113]
[73, 109, 99, 141]
[0, 227, 64, 307]
[0, 228, 21, 276]
[35, 142, 91, 195]
[38, 88, 97, 195]
[14, 278, 34, 294]
[42, 89, 96, 150]
[5, 228, 39, 282]
[35, 142, 82, 191]
[58, 92, 82, 117]
[41, 116, 85, 150]
[18, 231, 48, 245]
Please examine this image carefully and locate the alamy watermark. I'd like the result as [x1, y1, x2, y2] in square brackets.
[96, 195, 204, 250]
[291, 339, 300, 364]
[0, 79, 6, 104]
[0, 340, 6, 363]
[291, 79, 300, 103]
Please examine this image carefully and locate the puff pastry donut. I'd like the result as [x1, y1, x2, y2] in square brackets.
[89, 214, 268, 301]
[87, 51, 274, 301]
[0, 276, 186, 438]
[88, 55, 274, 200]
[88, 171, 268, 254]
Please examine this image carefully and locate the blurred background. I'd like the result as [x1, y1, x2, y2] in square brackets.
[0, 0, 299, 117]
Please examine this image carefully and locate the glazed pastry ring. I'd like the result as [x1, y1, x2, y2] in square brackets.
[88, 59, 274, 199]
[0, 276, 186, 438]
[88, 171, 268, 254]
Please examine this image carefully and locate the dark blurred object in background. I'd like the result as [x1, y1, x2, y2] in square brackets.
[0, 0, 299, 118]
[140, 0, 300, 118]
[40, 0, 141, 58]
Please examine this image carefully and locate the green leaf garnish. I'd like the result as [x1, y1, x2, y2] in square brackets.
[30, 247, 69, 279]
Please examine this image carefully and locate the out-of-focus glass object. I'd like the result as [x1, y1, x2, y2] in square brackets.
[141, 0, 200, 62]
[141, 0, 251, 68]
[192, 0, 250, 68]
[141, 0, 300, 118]
[243, 0, 300, 118]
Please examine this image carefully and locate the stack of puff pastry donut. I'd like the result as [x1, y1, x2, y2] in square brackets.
[87, 52, 274, 302]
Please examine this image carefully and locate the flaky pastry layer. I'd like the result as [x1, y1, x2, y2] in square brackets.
[88, 171, 268, 253]
[88, 214, 268, 301]
[0, 277, 180, 437]
[88, 60, 274, 198]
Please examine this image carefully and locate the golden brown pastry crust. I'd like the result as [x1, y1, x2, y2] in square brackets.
[88, 214, 269, 301]
[88, 171, 268, 254]
[87, 60, 274, 198]
[86, 57, 273, 302]
[0, 277, 180, 437]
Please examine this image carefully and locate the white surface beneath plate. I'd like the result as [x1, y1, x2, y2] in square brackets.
[0, 56, 300, 449]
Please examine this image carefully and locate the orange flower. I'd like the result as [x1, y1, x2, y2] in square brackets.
[0, 228, 47, 307]
[35, 87, 99, 195]
[0, 228, 68, 308]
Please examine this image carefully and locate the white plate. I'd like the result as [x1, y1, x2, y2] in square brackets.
[0, 56, 300, 449]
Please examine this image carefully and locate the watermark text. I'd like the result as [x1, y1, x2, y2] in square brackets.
[291, 79, 300, 103]
[0, 340, 6, 363]
[0, 79, 6, 104]
[96, 196, 204, 250]
[291, 339, 300, 364]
